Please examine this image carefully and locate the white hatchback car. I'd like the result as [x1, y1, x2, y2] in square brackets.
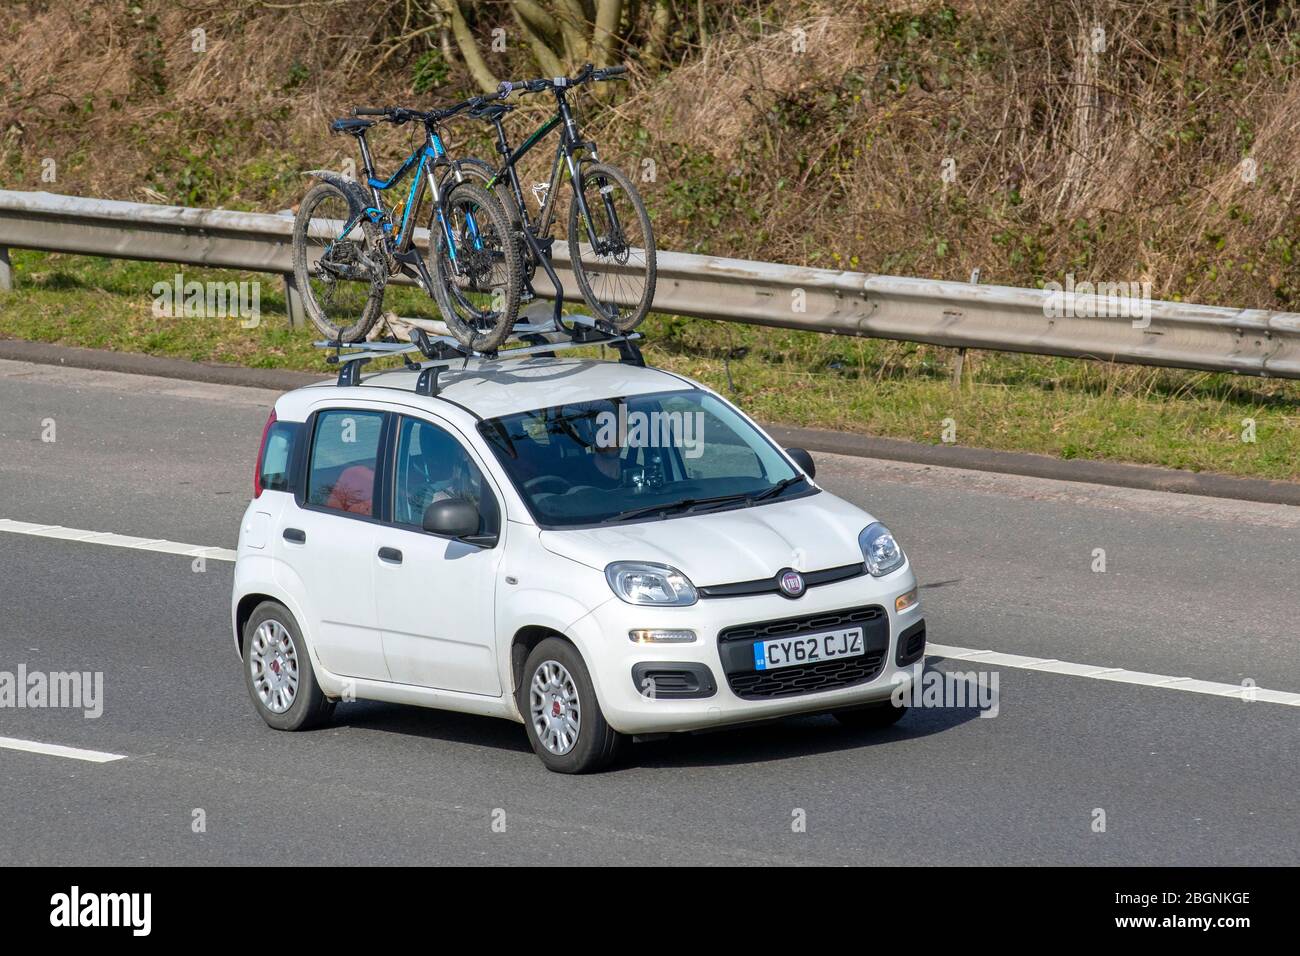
[232, 354, 925, 772]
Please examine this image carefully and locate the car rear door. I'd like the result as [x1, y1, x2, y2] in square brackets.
[275, 406, 392, 682]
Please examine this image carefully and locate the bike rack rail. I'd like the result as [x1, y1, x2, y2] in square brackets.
[315, 312, 644, 395]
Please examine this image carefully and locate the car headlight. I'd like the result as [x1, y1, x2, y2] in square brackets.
[859, 522, 905, 576]
[605, 562, 698, 606]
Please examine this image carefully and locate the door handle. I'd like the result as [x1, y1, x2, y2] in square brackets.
[377, 546, 403, 564]
[283, 528, 306, 544]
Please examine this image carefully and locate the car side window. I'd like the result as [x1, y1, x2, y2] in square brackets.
[393, 416, 499, 535]
[306, 410, 386, 516]
[260, 421, 300, 494]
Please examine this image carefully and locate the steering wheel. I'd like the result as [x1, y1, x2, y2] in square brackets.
[524, 475, 570, 495]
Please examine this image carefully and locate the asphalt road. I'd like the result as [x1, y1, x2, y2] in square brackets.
[1, 358, 1297, 865]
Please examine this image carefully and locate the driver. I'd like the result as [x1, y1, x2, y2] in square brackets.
[572, 403, 632, 490]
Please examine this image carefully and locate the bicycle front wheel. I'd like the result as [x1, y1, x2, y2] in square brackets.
[429, 181, 522, 353]
[567, 162, 656, 333]
[291, 182, 385, 343]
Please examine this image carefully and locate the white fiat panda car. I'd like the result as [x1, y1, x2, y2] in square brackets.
[232, 354, 925, 772]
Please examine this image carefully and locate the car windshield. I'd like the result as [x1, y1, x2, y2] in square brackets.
[478, 388, 809, 527]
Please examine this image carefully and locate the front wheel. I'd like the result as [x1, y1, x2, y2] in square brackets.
[567, 162, 656, 333]
[429, 180, 521, 353]
[520, 637, 624, 774]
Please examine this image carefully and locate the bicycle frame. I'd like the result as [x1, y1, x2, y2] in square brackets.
[481, 91, 605, 250]
[340, 123, 477, 277]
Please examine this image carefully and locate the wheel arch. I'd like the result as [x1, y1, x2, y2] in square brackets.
[233, 592, 285, 659]
[509, 625, 570, 703]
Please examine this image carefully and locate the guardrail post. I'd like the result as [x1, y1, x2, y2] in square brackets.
[951, 268, 980, 388]
[283, 273, 305, 329]
[0, 245, 12, 291]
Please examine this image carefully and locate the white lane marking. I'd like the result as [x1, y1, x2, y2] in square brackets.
[0, 519, 234, 562]
[3, 518, 1298, 708]
[0, 736, 126, 763]
[928, 642, 1300, 706]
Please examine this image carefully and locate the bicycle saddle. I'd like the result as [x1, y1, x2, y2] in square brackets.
[330, 117, 376, 134]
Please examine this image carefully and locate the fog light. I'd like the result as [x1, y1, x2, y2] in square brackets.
[895, 587, 919, 613]
[629, 629, 696, 644]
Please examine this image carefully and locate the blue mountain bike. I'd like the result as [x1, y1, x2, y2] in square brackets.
[292, 98, 521, 351]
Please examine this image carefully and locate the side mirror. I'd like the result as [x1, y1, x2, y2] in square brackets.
[785, 447, 816, 480]
[422, 498, 481, 538]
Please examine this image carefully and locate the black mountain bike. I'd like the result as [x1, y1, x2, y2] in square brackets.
[292, 97, 521, 351]
[455, 63, 656, 333]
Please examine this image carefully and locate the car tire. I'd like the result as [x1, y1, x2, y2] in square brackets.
[242, 601, 335, 732]
[520, 637, 624, 774]
[833, 701, 907, 730]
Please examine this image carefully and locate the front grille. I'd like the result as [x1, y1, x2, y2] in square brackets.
[719, 606, 885, 643]
[727, 652, 887, 700]
[718, 605, 890, 701]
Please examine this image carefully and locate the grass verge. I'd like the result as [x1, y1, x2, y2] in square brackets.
[2, 249, 1298, 481]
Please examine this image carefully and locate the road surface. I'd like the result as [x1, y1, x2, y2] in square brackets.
[1, 358, 1296, 865]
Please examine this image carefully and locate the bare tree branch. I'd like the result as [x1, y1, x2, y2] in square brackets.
[436, 0, 497, 91]
[554, 0, 592, 64]
[591, 0, 622, 66]
[514, 0, 561, 47]
[644, 0, 671, 69]
[511, 5, 566, 78]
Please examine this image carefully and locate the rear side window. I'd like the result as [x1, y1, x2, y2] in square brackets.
[259, 421, 300, 494]
[306, 410, 385, 516]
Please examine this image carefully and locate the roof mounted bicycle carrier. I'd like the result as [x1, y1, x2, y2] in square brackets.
[317, 312, 645, 396]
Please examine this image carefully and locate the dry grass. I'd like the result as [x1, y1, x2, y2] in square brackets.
[5, 1, 1300, 310]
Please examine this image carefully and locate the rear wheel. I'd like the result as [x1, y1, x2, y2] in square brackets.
[567, 161, 656, 332]
[291, 182, 385, 342]
[520, 637, 624, 774]
[242, 601, 334, 732]
[429, 180, 521, 353]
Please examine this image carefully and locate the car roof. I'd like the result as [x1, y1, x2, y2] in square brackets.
[298, 355, 696, 420]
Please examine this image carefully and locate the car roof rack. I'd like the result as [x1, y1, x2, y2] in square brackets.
[315, 312, 645, 396]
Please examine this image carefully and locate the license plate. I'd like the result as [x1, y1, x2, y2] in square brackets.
[752, 627, 865, 671]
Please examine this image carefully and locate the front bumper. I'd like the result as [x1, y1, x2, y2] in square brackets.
[572, 563, 925, 735]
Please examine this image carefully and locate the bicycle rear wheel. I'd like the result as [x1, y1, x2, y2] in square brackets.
[567, 162, 656, 332]
[429, 181, 522, 353]
[291, 182, 385, 343]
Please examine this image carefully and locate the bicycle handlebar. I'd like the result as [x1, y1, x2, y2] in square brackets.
[497, 63, 628, 98]
[349, 94, 500, 128]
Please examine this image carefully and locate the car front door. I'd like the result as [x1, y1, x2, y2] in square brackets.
[374, 414, 504, 696]
[276, 406, 391, 682]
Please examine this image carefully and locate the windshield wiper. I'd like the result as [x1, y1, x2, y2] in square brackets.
[602, 492, 751, 523]
[750, 475, 808, 502]
[601, 479, 808, 523]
